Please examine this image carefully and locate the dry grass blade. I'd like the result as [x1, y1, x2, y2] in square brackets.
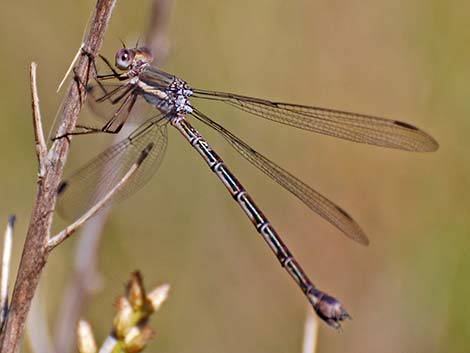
[0, 216, 15, 329]
[302, 308, 319, 353]
[30, 63, 47, 177]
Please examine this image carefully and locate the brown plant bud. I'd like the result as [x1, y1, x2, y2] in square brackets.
[147, 283, 170, 312]
[114, 296, 134, 338]
[124, 325, 155, 353]
[127, 271, 147, 311]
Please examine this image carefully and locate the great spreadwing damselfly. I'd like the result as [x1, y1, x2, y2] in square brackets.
[57, 46, 438, 328]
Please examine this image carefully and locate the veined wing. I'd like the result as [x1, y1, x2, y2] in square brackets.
[192, 89, 438, 152]
[57, 113, 169, 221]
[191, 108, 369, 245]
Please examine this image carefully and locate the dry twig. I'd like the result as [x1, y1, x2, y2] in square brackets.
[30, 64, 47, 178]
[146, 0, 173, 63]
[302, 308, 319, 353]
[52, 215, 108, 353]
[0, 1, 117, 352]
[26, 285, 54, 353]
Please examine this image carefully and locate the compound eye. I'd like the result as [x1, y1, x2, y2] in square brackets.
[115, 49, 133, 69]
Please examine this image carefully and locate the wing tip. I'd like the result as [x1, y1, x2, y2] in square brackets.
[355, 233, 370, 246]
[392, 120, 439, 152]
[333, 205, 370, 246]
[345, 225, 370, 246]
[425, 136, 439, 152]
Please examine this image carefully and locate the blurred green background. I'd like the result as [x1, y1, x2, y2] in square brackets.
[1, 0, 469, 352]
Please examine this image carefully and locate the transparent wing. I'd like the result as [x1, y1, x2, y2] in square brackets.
[192, 89, 438, 152]
[191, 108, 369, 245]
[57, 114, 169, 221]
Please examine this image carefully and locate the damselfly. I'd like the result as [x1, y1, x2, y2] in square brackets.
[57, 46, 438, 328]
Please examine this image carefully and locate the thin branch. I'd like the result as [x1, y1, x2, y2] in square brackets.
[26, 285, 54, 353]
[30, 64, 47, 177]
[47, 149, 148, 251]
[146, 0, 173, 63]
[0, 1, 117, 352]
[301, 307, 319, 353]
[0, 216, 15, 329]
[53, 214, 107, 353]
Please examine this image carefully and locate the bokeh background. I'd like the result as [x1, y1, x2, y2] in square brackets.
[0, 0, 469, 352]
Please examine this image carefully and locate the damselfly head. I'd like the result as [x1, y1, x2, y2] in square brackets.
[115, 47, 153, 70]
